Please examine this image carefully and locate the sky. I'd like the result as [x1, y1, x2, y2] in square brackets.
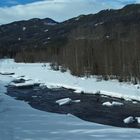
[0, 0, 140, 25]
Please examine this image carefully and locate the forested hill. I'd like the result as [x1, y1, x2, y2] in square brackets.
[1, 4, 140, 83]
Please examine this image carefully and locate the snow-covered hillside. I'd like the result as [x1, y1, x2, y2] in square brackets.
[0, 59, 140, 140]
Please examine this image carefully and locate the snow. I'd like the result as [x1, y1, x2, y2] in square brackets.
[12, 76, 30, 81]
[1, 59, 140, 102]
[0, 71, 14, 75]
[123, 116, 136, 124]
[9, 80, 40, 87]
[102, 102, 112, 107]
[106, 35, 110, 39]
[18, 37, 21, 41]
[102, 101, 124, 107]
[44, 29, 48, 32]
[74, 15, 84, 21]
[22, 27, 26, 31]
[46, 23, 57, 26]
[133, 101, 138, 104]
[74, 88, 84, 93]
[112, 101, 124, 106]
[75, 17, 80, 21]
[94, 22, 104, 27]
[56, 98, 72, 106]
[1, 59, 140, 139]
[72, 100, 81, 103]
[32, 95, 37, 98]
[136, 117, 140, 123]
[56, 98, 81, 106]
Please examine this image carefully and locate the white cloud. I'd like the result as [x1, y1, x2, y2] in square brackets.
[0, 0, 139, 25]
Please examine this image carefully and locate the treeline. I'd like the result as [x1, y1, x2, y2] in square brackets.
[1, 4, 140, 84]
[14, 21, 140, 84]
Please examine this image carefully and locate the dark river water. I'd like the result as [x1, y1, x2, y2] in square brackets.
[6, 82, 140, 129]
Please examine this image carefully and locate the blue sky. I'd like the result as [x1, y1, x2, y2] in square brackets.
[0, 0, 140, 24]
[0, 0, 44, 7]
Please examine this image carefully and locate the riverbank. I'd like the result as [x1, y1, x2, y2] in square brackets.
[1, 59, 140, 101]
[1, 60, 140, 139]
[6, 81, 140, 128]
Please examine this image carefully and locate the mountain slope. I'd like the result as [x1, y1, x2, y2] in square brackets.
[1, 4, 140, 82]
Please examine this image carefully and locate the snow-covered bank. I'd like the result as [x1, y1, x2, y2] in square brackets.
[1, 73, 140, 140]
[1, 59, 140, 101]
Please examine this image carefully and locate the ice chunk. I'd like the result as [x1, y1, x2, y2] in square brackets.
[123, 116, 137, 124]
[102, 102, 112, 107]
[132, 101, 138, 104]
[102, 101, 123, 107]
[56, 98, 80, 106]
[112, 101, 123, 106]
[136, 117, 140, 123]
[56, 98, 72, 106]
[72, 100, 81, 103]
